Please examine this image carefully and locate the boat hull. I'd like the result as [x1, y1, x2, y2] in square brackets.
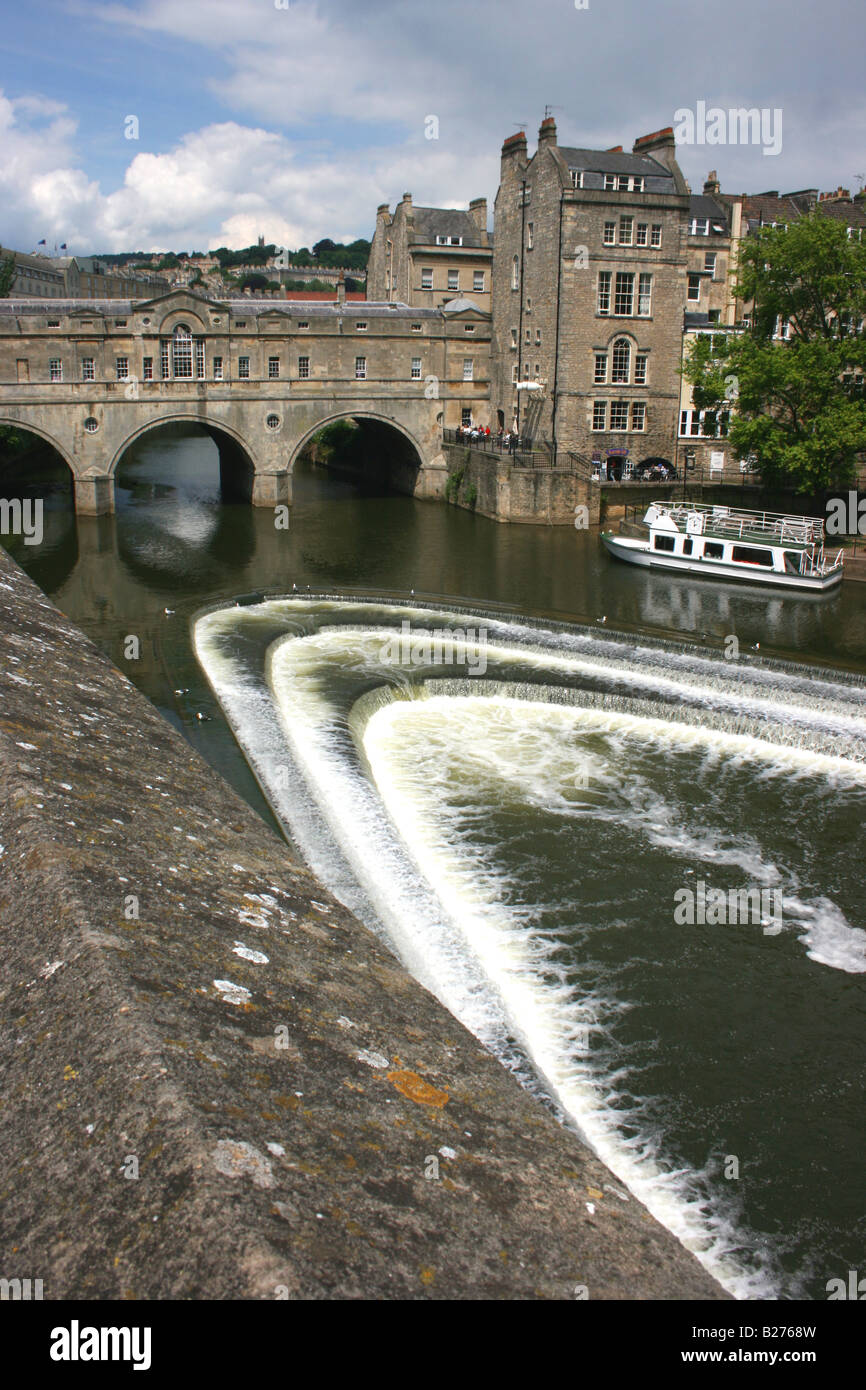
[600, 532, 844, 593]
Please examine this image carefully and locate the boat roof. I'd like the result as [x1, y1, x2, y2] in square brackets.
[647, 501, 825, 547]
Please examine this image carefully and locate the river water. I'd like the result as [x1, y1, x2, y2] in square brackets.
[5, 424, 865, 1300]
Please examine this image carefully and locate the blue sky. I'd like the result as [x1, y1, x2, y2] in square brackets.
[2, 0, 864, 254]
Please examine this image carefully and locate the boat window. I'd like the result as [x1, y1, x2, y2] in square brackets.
[653, 534, 676, 552]
[732, 544, 773, 567]
[784, 551, 801, 574]
[682, 538, 693, 556]
[704, 541, 724, 559]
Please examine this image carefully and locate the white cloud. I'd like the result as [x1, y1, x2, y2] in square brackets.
[0, 91, 494, 253]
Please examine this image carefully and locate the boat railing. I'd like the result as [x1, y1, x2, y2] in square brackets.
[657, 502, 825, 546]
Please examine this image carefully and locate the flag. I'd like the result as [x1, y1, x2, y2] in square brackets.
[60, 243, 67, 250]
[37, 239, 46, 245]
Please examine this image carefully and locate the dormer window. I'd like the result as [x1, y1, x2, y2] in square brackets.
[436, 235, 463, 246]
[569, 169, 583, 189]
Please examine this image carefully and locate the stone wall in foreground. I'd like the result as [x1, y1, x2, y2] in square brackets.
[0, 546, 725, 1300]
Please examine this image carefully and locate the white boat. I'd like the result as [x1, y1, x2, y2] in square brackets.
[601, 501, 844, 593]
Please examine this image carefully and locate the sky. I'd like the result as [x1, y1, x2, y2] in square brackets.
[1, 0, 864, 256]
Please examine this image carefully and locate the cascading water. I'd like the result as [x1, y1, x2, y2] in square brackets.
[195, 594, 866, 1301]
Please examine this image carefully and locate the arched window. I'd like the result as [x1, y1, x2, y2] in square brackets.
[611, 338, 631, 383]
[172, 324, 193, 379]
[511, 255, 519, 290]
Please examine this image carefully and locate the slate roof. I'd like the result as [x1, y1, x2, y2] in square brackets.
[560, 146, 677, 185]
[688, 195, 730, 231]
[409, 207, 488, 248]
[0, 298, 442, 320]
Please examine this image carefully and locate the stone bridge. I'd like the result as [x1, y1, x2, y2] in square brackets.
[0, 290, 492, 513]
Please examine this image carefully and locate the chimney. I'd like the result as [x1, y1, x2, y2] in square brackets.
[633, 126, 678, 171]
[337, 270, 346, 303]
[703, 170, 721, 195]
[606, 146, 623, 154]
[538, 116, 557, 147]
[469, 196, 488, 243]
[501, 130, 528, 177]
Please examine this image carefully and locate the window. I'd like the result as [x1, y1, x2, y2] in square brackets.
[411, 323, 422, 332]
[49, 358, 62, 382]
[511, 255, 519, 290]
[47, 319, 60, 328]
[527, 223, 534, 249]
[298, 355, 310, 379]
[594, 353, 607, 384]
[611, 339, 630, 383]
[535, 328, 541, 344]
[115, 319, 127, 327]
[614, 271, 634, 315]
[638, 273, 652, 316]
[634, 353, 648, 385]
[687, 273, 702, 302]
[436, 235, 463, 246]
[462, 407, 472, 426]
[604, 174, 616, 191]
[172, 325, 193, 378]
[356, 321, 368, 332]
[268, 356, 280, 379]
[160, 342, 170, 379]
[603, 221, 616, 245]
[115, 356, 129, 380]
[421, 268, 433, 289]
[636, 223, 648, 246]
[732, 545, 773, 567]
[704, 541, 724, 559]
[618, 174, 629, 191]
[213, 356, 223, 381]
[512, 364, 519, 383]
[651, 224, 662, 247]
[195, 339, 205, 379]
[569, 169, 583, 189]
[463, 358, 474, 381]
[298, 321, 309, 330]
[610, 400, 629, 430]
[631, 176, 644, 193]
[238, 356, 250, 379]
[631, 401, 646, 430]
[266, 415, 281, 431]
[705, 252, 717, 278]
[619, 215, 633, 246]
[448, 270, 459, 291]
[355, 356, 367, 379]
[592, 401, 606, 430]
[235, 320, 247, 328]
[526, 296, 531, 312]
[83, 416, 99, 434]
[525, 328, 531, 343]
[510, 328, 518, 349]
[654, 534, 676, 552]
[411, 357, 422, 379]
[81, 358, 95, 381]
[473, 271, 485, 292]
[690, 218, 709, 236]
[464, 324, 475, 333]
[597, 271, 611, 314]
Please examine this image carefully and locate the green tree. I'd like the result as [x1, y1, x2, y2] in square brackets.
[683, 214, 866, 492]
[0, 255, 16, 297]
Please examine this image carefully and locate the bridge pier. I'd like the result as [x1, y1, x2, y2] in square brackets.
[252, 471, 292, 508]
[74, 475, 115, 516]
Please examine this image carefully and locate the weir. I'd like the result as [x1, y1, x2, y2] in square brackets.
[0, 545, 728, 1299]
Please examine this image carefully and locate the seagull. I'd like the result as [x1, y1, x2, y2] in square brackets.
[195, 712, 210, 722]
[173, 688, 188, 697]
[598, 615, 607, 624]
[164, 607, 175, 616]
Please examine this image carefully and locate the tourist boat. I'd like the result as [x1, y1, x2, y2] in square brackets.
[601, 501, 844, 592]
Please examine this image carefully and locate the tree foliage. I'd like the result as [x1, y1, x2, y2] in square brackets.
[0, 255, 16, 297]
[683, 214, 866, 492]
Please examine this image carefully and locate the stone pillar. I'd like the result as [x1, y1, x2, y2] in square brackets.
[252, 471, 292, 508]
[74, 475, 115, 516]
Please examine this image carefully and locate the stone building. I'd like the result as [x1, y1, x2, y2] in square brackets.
[0, 246, 66, 298]
[368, 194, 493, 311]
[490, 118, 692, 476]
[0, 247, 171, 300]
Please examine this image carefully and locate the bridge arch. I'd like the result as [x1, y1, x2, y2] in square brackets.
[108, 413, 260, 477]
[288, 410, 429, 473]
[0, 416, 77, 475]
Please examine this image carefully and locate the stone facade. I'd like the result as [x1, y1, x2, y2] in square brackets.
[492, 119, 693, 476]
[0, 289, 491, 511]
[368, 194, 493, 312]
